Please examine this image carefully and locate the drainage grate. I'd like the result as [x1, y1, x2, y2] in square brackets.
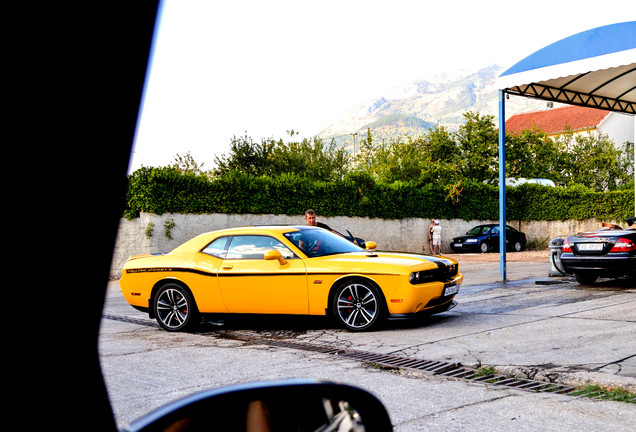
[252, 339, 634, 401]
[103, 314, 634, 403]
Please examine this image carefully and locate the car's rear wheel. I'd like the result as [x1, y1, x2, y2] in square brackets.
[574, 272, 598, 285]
[153, 282, 200, 332]
[513, 241, 523, 252]
[332, 280, 383, 331]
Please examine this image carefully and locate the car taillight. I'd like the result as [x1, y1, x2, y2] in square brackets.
[610, 238, 636, 252]
[562, 239, 572, 253]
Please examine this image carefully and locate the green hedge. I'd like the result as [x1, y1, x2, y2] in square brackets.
[125, 167, 634, 222]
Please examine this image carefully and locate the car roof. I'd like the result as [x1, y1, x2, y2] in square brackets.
[212, 225, 305, 234]
[170, 225, 313, 254]
[473, 224, 515, 228]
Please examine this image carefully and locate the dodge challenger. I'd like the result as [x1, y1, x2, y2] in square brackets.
[120, 225, 463, 331]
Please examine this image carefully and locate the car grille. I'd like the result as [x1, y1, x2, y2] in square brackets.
[411, 262, 459, 284]
[438, 262, 458, 279]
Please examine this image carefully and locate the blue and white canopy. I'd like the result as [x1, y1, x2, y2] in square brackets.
[497, 21, 636, 114]
[495, 22, 635, 281]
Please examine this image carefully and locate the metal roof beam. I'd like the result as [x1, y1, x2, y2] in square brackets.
[505, 83, 636, 114]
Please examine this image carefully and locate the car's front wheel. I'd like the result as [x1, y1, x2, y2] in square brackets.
[153, 282, 200, 332]
[332, 280, 383, 331]
[480, 242, 489, 253]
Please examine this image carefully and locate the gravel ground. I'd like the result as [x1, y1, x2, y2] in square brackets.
[443, 249, 550, 263]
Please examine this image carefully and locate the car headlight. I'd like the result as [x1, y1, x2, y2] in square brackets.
[465, 239, 478, 243]
[410, 271, 437, 284]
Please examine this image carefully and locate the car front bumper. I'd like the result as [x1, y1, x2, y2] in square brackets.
[450, 241, 480, 252]
[386, 273, 463, 317]
[388, 300, 457, 320]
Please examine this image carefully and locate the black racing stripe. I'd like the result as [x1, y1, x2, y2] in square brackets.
[307, 272, 399, 277]
[219, 272, 306, 277]
[218, 272, 399, 277]
[125, 267, 215, 277]
[126, 268, 400, 278]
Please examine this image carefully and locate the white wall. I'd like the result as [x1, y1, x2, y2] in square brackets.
[600, 112, 634, 147]
[109, 213, 622, 279]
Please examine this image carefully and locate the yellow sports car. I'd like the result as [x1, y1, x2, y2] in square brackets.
[120, 226, 463, 332]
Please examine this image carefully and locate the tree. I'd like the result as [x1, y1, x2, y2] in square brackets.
[372, 136, 425, 183]
[171, 152, 206, 174]
[212, 134, 350, 182]
[419, 126, 463, 185]
[213, 134, 276, 176]
[556, 131, 633, 191]
[504, 128, 564, 184]
[353, 129, 381, 175]
[455, 112, 499, 183]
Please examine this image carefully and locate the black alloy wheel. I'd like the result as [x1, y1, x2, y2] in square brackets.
[333, 280, 383, 331]
[154, 282, 200, 332]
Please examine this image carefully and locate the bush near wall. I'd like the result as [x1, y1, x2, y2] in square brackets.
[125, 167, 634, 222]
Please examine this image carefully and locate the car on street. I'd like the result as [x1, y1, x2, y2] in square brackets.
[560, 226, 636, 285]
[121, 225, 463, 332]
[450, 224, 527, 253]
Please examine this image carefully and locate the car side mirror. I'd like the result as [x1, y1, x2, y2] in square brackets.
[123, 380, 393, 432]
[264, 249, 287, 265]
[364, 241, 377, 250]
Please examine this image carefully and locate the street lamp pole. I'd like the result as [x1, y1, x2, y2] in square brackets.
[352, 132, 358, 158]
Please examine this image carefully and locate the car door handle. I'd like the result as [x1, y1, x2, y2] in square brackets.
[222, 265, 233, 270]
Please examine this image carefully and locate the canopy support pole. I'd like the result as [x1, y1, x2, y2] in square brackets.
[498, 90, 507, 282]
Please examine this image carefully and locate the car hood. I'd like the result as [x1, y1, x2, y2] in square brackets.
[312, 251, 457, 274]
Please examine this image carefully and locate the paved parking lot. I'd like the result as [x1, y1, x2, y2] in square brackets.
[99, 255, 635, 430]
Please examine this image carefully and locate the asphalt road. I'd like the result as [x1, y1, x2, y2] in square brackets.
[99, 259, 636, 430]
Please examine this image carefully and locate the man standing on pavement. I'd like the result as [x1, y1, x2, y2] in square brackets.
[432, 220, 442, 255]
[427, 219, 435, 253]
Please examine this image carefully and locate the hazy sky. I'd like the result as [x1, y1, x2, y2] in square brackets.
[129, 0, 634, 172]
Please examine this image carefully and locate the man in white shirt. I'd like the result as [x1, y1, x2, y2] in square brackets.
[432, 220, 442, 255]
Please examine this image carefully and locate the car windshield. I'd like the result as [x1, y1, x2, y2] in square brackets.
[284, 228, 363, 258]
[466, 226, 490, 235]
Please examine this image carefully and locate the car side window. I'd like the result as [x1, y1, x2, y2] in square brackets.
[201, 236, 230, 258]
[225, 235, 296, 260]
[491, 227, 499, 234]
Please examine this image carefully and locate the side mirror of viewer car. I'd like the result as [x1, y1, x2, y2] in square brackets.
[123, 380, 393, 432]
[264, 249, 287, 265]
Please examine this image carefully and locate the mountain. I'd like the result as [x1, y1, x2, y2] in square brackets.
[318, 65, 557, 150]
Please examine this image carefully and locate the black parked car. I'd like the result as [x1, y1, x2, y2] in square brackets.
[561, 224, 636, 285]
[450, 224, 527, 253]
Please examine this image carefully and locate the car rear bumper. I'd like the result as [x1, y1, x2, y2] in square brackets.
[561, 254, 636, 276]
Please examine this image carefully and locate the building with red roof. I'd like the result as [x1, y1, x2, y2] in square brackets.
[505, 105, 634, 146]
